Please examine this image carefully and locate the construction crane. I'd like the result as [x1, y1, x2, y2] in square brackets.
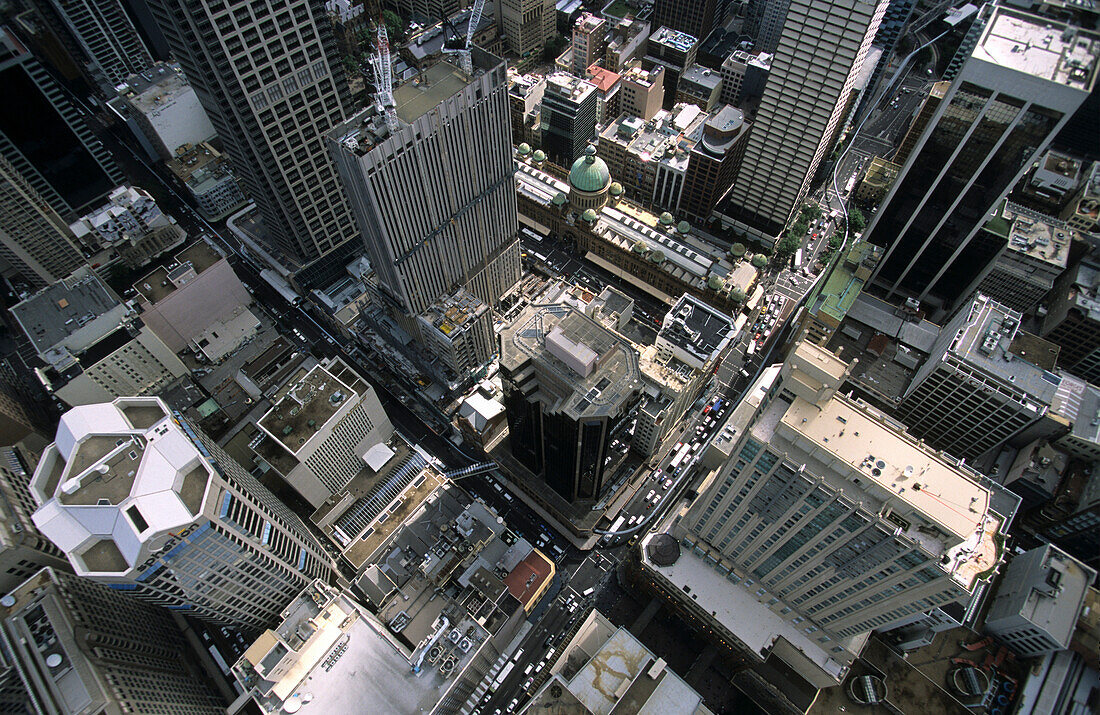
[367, 19, 398, 132]
[441, 0, 485, 76]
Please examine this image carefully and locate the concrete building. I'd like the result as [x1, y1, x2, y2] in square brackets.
[679, 104, 751, 223]
[1061, 160, 1099, 233]
[643, 27, 699, 110]
[1020, 150, 1085, 214]
[0, 441, 70, 596]
[48, 0, 154, 92]
[29, 397, 335, 630]
[254, 357, 393, 509]
[507, 70, 546, 148]
[793, 242, 882, 347]
[853, 156, 900, 207]
[585, 64, 622, 125]
[0, 567, 226, 714]
[897, 294, 1065, 464]
[300, 476, 544, 713]
[166, 142, 248, 221]
[144, 0, 361, 288]
[975, 203, 1072, 313]
[417, 289, 495, 379]
[865, 7, 1099, 315]
[572, 12, 607, 76]
[1042, 258, 1100, 384]
[640, 342, 1013, 690]
[133, 241, 255, 358]
[655, 293, 737, 372]
[721, 0, 885, 242]
[116, 62, 216, 160]
[69, 185, 187, 269]
[0, 27, 123, 221]
[744, 0, 792, 54]
[676, 65, 722, 111]
[719, 49, 771, 109]
[541, 72, 599, 167]
[0, 155, 85, 288]
[499, 304, 642, 504]
[497, 0, 555, 71]
[984, 544, 1096, 658]
[329, 51, 521, 368]
[525, 608, 715, 714]
[619, 62, 665, 121]
[652, 0, 728, 46]
[605, 17, 650, 71]
[10, 268, 187, 407]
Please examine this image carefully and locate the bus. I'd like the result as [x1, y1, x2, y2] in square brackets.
[793, 248, 803, 269]
[491, 661, 516, 692]
[669, 442, 692, 470]
[608, 515, 626, 533]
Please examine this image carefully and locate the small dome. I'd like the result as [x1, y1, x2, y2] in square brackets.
[707, 275, 724, 291]
[632, 240, 648, 253]
[517, 142, 531, 156]
[569, 146, 611, 193]
[647, 249, 665, 264]
[729, 287, 747, 303]
[676, 220, 690, 234]
[659, 212, 674, 226]
[551, 192, 567, 206]
[729, 242, 747, 258]
[532, 149, 546, 163]
[751, 254, 768, 268]
[609, 182, 623, 196]
[582, 208, 598, 222]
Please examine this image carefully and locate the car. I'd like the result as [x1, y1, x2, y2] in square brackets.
[507, 698, 519, 712]
[645, 490, 655, 501]
[523, 677, 534, 690]
[663, 478, 673, 489]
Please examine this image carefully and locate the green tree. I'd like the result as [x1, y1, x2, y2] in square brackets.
[849, 207, 866, 234]
[383, 10, 405, 43]
[776, 232, 801, 258]
[751, 254, 768, 269]
[799, 204, 822, 221]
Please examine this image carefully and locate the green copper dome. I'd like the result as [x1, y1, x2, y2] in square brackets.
[632, 240, 648, 253]
[552, 191, 567, 206]
[532, 149, 546, 163]
[569, 145, 611, 193]
[609, 181, 623, 196]
[676, 220, 690, 234]
[707, 275, 724, 291]
[517, 142, 531, 156]
[659, 212, 674, 226]
[751, 254, 768, 268]
[582, 208, 599, 222]
[647, 249, 665, 264]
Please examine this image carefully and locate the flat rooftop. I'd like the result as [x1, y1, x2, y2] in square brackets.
[120, 63, 191, 111]
[259, 364, 358, 455]
[166, 143, 228, 184]
[11, 272, 122, 354]
[650, 26, 698, 53]
[658, 293, 736, 362]
[393, 60, 470, 124]
[974, 7, 1100, 91]
[997, 203, 1071, 269]
[500, 304, 641, 418]
[808, 243, 881, 326]
[134, 241, 223, 304]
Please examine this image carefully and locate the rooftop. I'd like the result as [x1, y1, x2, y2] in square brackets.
[166, 142, 230, 184]
[679, 65, 721, 91]
[118, 62, 192, 112]
[649, 26, 698, 53]
[601, 104, 708, 168]
[973, 7, 1100, 92]
[994, 202, 1072, 269]
[393, 60, 471, 124]
[657, 293, 737, 365]
[499, 304, 641, 418]
[546, 72, 598, 102]
[807, 243, 882, 326]
[11, 270, 124, 356]
[419, 288, 488, 340]
[133, 241, 224, 304]
[259, 363, 361, 455]
[586, 64, 621, 93]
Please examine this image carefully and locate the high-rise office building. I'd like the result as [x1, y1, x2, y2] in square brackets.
[329, 50, 521, 360]
[0, 441, 71, 596]
[0, 567, 226, 714]
[48, 0, 155, 92]
[1042, 258, 1100, 384]
[496, 0, 554, 71]
[144, 0, 361, 288]
[541, 72, 599, 167]
[865, 8, 1099, 313]
[649, 342, 1010, 678]
[678, 105, 751, 223]
[572, 12, 607, 76]
[744, 0, 792, 54]
[29, 397, 335, 630]
[0, 27, 123, 221]
[0, 155, 85, 288]
[499, 304, 641, 503]
[652, 0, 729, 46]
[722, 0, 886, 241]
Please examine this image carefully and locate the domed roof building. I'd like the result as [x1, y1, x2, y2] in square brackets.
[568, 145, 612, 211]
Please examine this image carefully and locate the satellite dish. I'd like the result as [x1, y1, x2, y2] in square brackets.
[45, 654, 63, 668]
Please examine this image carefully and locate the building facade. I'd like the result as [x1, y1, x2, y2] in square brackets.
[0, 155, 85, 288]
[329, 51, 521, 363]
[572, 12, 607, 76]
[166, 142, 249, 221]
[497, 0, 554, 71]
[1041, 259, 1100, 385]
[678, 105, 750, 223]
[541, 72, 599, 167]
[30, 397, 336, 630]
[144, 0, 361, 287]
[0, 567, 226, 714]
[652, 0, 728, 47]
[721, 0, 885, 241]
[0, 442, 70, 596]
[49, 0, 154, 92]
[865, 7, 1098, 314]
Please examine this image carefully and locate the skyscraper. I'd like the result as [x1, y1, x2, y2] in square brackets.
[0, 27, 123, 221]
[0, 567, 227, 714]
[0, 155, 85, 288]
[30, 397, 335, 630]
[652, 0, 730, 45]
[496, 0, 555, 71]
[329, 49, 521, 350]
[865, 7, 1099, 314]
[722, 0, 886, 240]
[541, 72, 598, 167]
[144, 0, 361, 288]
[744, 0, 792, 54]
[0, 442, 71, 596]
[48, 0, 155, 92]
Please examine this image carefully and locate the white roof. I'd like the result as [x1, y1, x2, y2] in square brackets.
[362, 443, 396, 472]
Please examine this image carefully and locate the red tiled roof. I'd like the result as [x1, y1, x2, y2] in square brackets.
[586, 64, 621, 93]
[504, 549, 553, 606]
